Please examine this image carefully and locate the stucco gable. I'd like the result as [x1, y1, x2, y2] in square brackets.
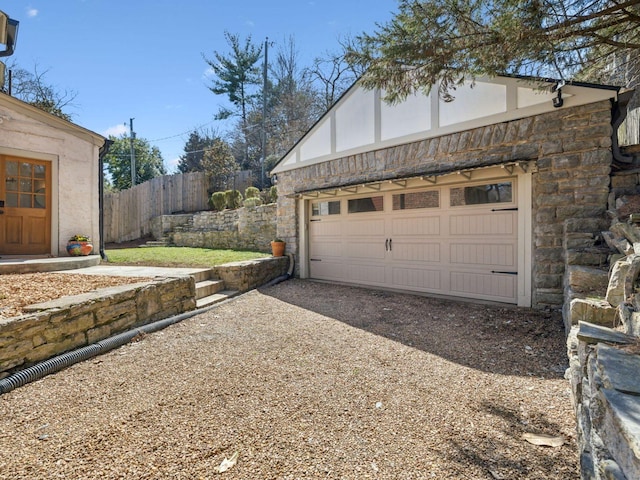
[273, 76, 619, 175]
[0, 92, 104, 147]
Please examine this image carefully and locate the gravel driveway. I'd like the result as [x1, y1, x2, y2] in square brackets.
[0, 280, 577, 479]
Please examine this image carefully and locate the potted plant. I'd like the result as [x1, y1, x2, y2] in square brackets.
[67, 234, 94, 256]
[270, 238, 285, 257]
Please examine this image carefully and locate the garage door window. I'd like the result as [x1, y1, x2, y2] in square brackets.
[348, 196, 384, 213]
[450, 181, 513, 206]
[393, 190, 439, 210]
[312, 200, 341, 216]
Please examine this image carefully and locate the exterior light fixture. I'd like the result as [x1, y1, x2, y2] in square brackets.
[552, 80, 565, 108]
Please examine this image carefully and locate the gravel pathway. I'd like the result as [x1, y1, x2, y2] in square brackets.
[0, 280, 578, 479]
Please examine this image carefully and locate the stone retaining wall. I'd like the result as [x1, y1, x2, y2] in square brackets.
[0, 276, 195, 379]
[169, 204, 276, 253]
[564, 192, 640, 479]
[213, 256, 290, 292]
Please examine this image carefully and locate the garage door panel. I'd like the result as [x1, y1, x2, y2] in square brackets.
[346, 240, 385, 260]
[310, 240, 342, 258]
[391, 266, 442, 290]
[347, 263, 386, 284]
[346, 219, 385, 236]
[450, 271, 516, 301]
[450, 212, 516, 236]
[392, 242, 441, 263]
[450, 243, 515, 266]
[310, 221, 342, 237]
[310, 260, 345, 281]
[391, 216, 440, 236]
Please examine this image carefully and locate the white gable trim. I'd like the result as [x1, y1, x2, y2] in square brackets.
[273, 76, 618, 175]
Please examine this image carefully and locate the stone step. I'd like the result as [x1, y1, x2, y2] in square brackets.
[195, 279, 225, 299]
[190, 268, 215, 283]
[195, 290, 239, 308]
[140, 240, 169, 247]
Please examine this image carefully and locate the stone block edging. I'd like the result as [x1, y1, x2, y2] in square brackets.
[0, 275, 196, 379]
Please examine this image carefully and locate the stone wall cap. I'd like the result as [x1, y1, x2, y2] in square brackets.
[597, 344, 640, 395]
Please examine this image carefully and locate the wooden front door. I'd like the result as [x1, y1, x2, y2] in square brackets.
[0, 156, 51, 255]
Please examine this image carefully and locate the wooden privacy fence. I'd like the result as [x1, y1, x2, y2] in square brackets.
[104, 172, 210, 243]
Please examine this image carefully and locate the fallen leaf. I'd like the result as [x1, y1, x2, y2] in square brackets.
[522, 432, 565, 447]
[215, 451, 239, 474]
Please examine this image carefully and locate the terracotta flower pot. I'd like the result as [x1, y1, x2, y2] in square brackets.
[67, 241, 93, 256]
[270, 241, 285, 257]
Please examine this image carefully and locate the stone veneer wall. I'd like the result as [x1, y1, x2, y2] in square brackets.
[0, 276, 195, 379]
[170, 204, 276, 253]
[212, 256, 290, 292]
[275, 100, 614, 308]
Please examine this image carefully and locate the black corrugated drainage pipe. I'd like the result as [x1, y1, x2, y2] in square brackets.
[263, 253, 295, 287]
[0, 301, 227, 395]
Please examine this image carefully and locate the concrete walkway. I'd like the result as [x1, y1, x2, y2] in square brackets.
[0, 254, 210, 279]
[53, 264, 211, 278]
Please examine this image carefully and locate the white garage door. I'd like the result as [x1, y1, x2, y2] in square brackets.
[308, 179, 518, 303]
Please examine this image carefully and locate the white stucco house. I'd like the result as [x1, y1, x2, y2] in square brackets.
[272, 76, 632, 309]
[0, 91, 106, 257]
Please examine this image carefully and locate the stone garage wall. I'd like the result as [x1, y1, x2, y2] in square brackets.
[170, 204, 276, 253]
[0, 276, 195, 379]
[274, 100, 614, 309]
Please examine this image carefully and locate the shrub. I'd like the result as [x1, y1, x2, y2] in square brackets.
[269, 185, 278, 203]
[224, 189, 243, 209]
[211, 191, 226, 211]
[245, 186, 260, 199]
[243, 197, 263, 207]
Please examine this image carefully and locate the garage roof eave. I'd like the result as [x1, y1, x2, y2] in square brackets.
[286, 160, 537, 199]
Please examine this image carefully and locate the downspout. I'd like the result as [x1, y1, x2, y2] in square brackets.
[612, 89, 635, 164]
[98, 139, 113, 261]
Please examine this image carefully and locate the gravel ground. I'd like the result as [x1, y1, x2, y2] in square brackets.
[0, 279, 578, 479]
[0, 273, 150, 319]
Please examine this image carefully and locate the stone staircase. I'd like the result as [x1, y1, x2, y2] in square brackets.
[192, 269, 238, 308]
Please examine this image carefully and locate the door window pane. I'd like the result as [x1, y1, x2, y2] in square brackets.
[19, 179, 32, 192]
[312, 201, 341, 216]
[19, 194, 32, 208]
[6, 193, 17, 207]
[35, 195, 46, 209]
[34, 164, 46, 178]
[393, 190, 439, 210]
[20, 162, 32, 177]
[6, 177, 17, 192]
[450, 182, 513, 206]
[348, 196, 384, 213]
[6, 161, 17, 176]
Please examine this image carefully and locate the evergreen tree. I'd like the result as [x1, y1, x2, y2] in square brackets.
[346, 0, 640, 102]
[203, 32, 262, 169]
[177, 129, 222, 173]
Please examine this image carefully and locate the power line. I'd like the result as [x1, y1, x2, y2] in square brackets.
[148, 119, 219, 143]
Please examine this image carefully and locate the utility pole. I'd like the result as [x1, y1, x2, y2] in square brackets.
[129, 118, 136, 187]
[261, 37, 268, 190]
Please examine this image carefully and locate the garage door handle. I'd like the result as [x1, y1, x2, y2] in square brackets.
[491, 207, 518, 211]
[389, 238, 392, 251]
[491, 270, 517, 275]
[385, 239, 388, 251]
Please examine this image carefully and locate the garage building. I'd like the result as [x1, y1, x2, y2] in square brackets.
[271, 76, 627, 308]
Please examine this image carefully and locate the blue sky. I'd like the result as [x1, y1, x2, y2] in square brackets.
[4, 1, 398, 172]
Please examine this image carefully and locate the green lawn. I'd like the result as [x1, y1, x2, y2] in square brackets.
[104, 247, 270, 267]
